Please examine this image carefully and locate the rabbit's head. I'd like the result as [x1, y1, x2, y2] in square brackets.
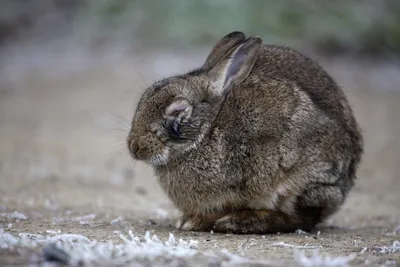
[127, 32, 262, 165]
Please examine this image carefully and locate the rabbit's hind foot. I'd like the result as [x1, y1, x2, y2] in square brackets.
[212, 209, 312, 234]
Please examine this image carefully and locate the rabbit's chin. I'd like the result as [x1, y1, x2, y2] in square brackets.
[148, 147, 171, 166]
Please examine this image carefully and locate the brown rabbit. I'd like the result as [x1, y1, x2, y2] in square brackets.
[127, 31, 363, 234]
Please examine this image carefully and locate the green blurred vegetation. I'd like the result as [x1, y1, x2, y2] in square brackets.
[1, 0, 400, 57]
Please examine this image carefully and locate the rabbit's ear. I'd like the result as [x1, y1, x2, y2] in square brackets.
[201, 31, 246, 70]
[208, 36, 262, 96]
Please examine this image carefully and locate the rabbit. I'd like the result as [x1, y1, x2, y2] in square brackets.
[127, 31, 363, 234]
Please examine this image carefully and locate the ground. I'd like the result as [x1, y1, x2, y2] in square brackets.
[0, 48, 399, 266]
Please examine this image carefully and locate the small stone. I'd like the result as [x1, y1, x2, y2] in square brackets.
[43, 243, 71, 265]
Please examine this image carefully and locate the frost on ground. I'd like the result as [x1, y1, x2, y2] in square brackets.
[0, 228, 363, 267]
[0, 228, 269, 266]
[71, 213, 97, 225]
[0, 211, 28, 221]
[394, 225, 400, 235]
[294, 250, 355, 267]
[269, 241, 323, 249]
[0, 229, 362, 267]
[374, 240, 400, 255]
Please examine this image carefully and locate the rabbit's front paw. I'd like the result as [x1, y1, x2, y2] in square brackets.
[177, 213, 227, 232]
[176, 215, 197, 231]
[176, 215, 211, 231]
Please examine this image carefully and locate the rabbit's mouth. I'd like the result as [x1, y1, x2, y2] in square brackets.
[128, 139, 170, 166]
[148, 147, 171, 166]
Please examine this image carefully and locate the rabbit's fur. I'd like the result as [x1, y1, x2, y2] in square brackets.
[127, 32, 363, 234]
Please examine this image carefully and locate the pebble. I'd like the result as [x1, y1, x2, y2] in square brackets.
[43, 243, 71, 265]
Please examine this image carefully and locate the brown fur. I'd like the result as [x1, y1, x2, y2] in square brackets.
[127, 32, 364, 234]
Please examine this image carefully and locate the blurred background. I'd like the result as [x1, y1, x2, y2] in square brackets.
[1, 0, 400, 56]
[0, 0, 399, 230]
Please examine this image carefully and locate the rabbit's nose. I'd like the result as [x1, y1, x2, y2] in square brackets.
[129, 140, 139, 157]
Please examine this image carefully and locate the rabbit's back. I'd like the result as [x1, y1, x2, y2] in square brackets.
[252, 45, 350, 122]
[249, 45, 363, 163]
[213, 44, 363, 192]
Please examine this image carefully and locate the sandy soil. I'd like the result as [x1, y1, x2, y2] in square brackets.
[0, 48, 399, 266]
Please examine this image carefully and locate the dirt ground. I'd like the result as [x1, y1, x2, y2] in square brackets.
[0, 48, 399, 266]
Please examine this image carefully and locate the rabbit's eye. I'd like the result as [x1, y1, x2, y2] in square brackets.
[166, 119, 181, 138]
